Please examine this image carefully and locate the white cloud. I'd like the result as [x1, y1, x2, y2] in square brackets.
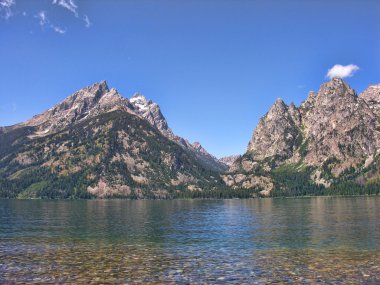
[1, 0, 91, 34]
[35, 11, 65, 35]
[83, 14, 91, 28]
[0, 0, 15, 19]
[326, 64, 359, 79]
[52, 0, 78, 17]
[36, 11, 48, 26]
[51, 25, 66, 34]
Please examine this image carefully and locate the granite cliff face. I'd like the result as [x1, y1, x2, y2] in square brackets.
[360, 84, 380, 116]
[247, 98, 302, 163]
[300, 78, 378, 175]
[225, 78, 380, 196]
[0, 82, 224, 199]
[22, 81, 133, 135]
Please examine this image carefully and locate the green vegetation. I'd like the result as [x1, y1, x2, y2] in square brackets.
[269, 163, 324, 197]
[0, 111, 379, 200]
[0, 111, 222, 199]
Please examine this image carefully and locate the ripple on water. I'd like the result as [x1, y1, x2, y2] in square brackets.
[0, 198, 379, 284]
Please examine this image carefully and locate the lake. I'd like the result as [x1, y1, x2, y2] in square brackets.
[0, 197, 379, 284]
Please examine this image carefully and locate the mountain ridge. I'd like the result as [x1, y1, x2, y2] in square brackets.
[224, 78, 380, 197]
[0, 81, 227, 199]
[1, 78, 380, 199]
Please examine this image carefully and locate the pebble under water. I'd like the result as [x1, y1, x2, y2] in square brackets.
[0, 197, 379, 284]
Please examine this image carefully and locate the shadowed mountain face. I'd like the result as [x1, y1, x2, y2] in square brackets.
[0, 82, 226, 199]
[224, 78, 380, 196]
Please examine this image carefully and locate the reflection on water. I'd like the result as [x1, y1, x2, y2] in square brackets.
[0, 197, 379, 284]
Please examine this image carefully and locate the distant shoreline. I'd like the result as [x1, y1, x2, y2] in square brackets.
[1, 193, 378, 201]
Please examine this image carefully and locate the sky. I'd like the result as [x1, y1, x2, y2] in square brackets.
[1, 0, 380, 158]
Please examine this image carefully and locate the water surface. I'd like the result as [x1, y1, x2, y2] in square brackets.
[0, 197, 379, 284]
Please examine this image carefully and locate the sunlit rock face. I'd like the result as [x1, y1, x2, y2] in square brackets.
[300, 78, 378, 170]
[227, 78, 380, 194]
[22, 81, 134, 136]
[360, 83, 380, 116]
[247, 98, 301, 163]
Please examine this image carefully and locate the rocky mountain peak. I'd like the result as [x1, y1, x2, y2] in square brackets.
[300, 78, 378, 169]
[360, 84, 380, 116]
[361, 84, 380, 99]
[227, 79, 380, 195]
[247, 97, 301, 162]
[219, 155, 241, 167]
[87, 80, 109, 96]
[319, 77, 356, 98]
[268, 98, 287, 113]
[129, 93, 172, 138]
[191, 142, 209, 155]
[22, 81, 132, 135]
[130, 93, 152, 110]
[274, 97, 286, 107]
[302, 78, 356, 112]
[14, 82, 227, 174]
[128, 94, 227, 171]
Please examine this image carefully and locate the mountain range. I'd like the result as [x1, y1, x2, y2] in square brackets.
[1, 78, 380, 198]
[224, 78, 380, 197]
[0, 81, 226, 199]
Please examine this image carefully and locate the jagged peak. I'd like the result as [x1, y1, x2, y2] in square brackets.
[275, 98, 286, 105]
[130, 93, 160, 114]
[85, 80, 109, 95]
[359, 83, 380, 114]
[301, 78, 357, 111]
[366, 83, 380, 90]
[98, 88, 125, 102]
[360, 83, 380, 99]
[192, 141, 203, 150]
[191, 141, 220, 160]
[320, 77, 355, 96]
[130, 92, 147, 102]
[268, 98, 288, 114]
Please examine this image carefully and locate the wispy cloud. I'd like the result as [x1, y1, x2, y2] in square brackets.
[83, 14, 91, 28]
[51, 25, 66, 34]
[2, 0, 90, 33]
[35, 11, 66, 34]
[35, 10, 48, 26]
[52, 0, 78, 17]
[326, 64, 360, 79]
[0, 0, 15, 19]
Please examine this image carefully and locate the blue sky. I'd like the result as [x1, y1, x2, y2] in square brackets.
[1, 0, 380, 158]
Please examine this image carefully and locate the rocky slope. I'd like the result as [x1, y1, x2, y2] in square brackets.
[219, 155, 241, 167]
[224, 78, 380, 197]
[360, 84, 380, 116]
[0, 82, 225, 199]
[128, 94, 228, 172]
[22, 81, 133, 135]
